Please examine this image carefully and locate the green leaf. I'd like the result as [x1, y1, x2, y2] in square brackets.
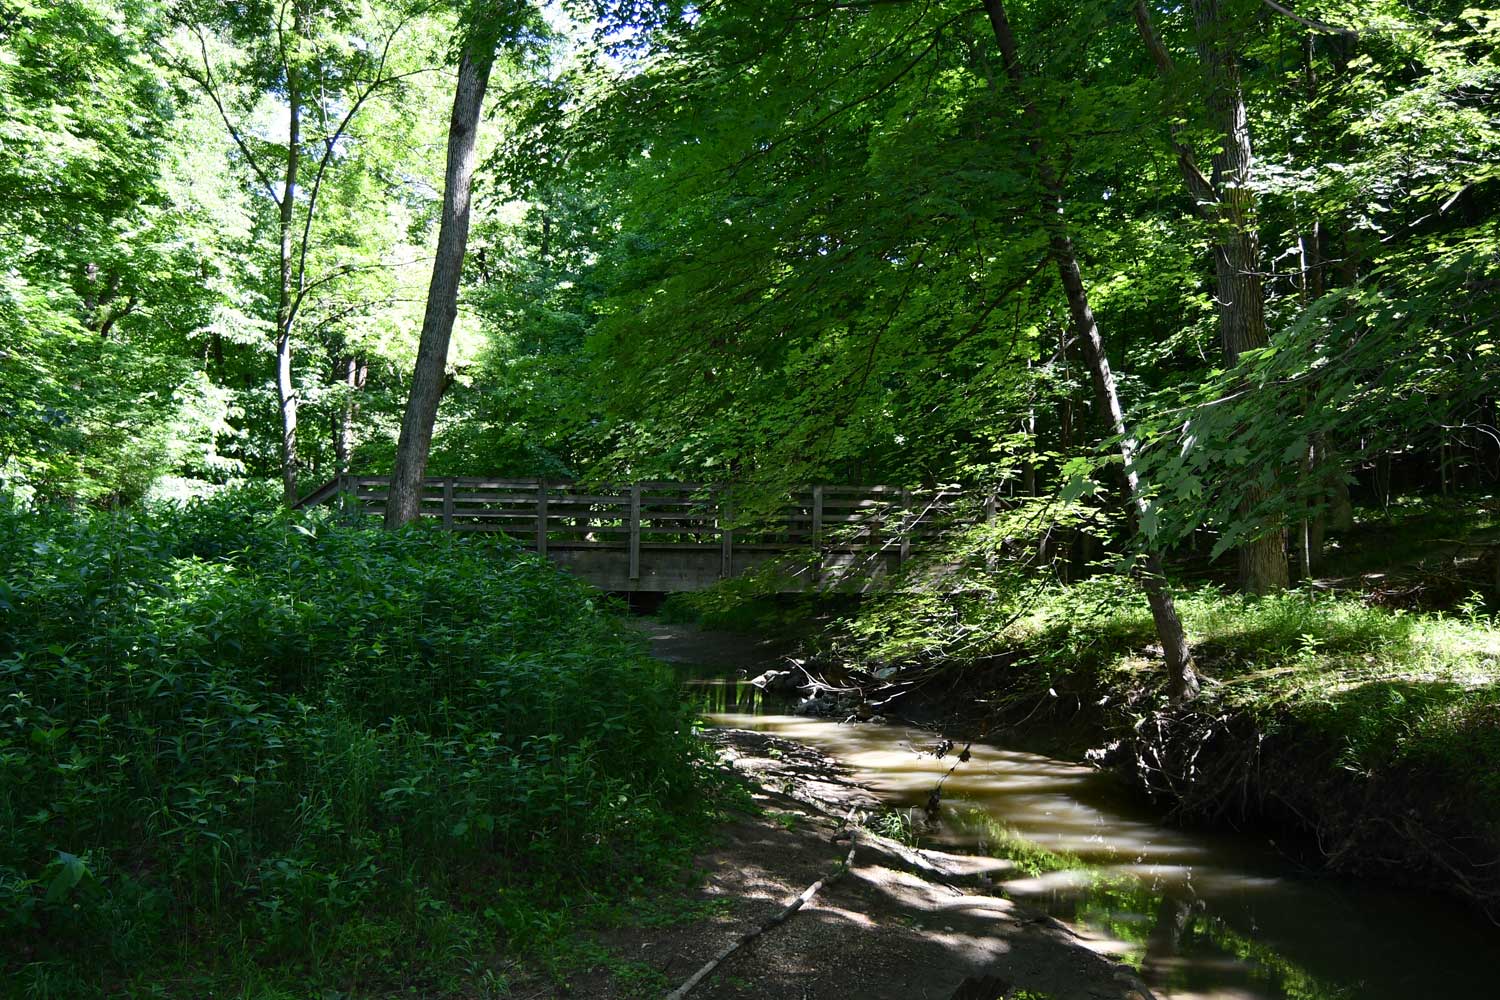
[45, 852, 87, 904]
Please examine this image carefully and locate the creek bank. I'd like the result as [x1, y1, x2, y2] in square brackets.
[568, 727, 1154, 1000]
[773, 642, 1500, 921]
[1107, 685, 1500, 918]
[652, 608, 1500, 920]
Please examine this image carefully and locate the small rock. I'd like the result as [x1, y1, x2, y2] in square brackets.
[794, 694, 840, 717]
[750, 668, 804, 695]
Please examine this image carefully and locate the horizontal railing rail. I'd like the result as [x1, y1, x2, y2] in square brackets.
[297, 475, 995, 590]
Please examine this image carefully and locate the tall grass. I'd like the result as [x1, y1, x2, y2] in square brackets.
[0, 491, 708, 995]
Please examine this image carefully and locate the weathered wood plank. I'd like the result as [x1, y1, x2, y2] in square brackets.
[536, 482, 549, 556]
[628, 484, 641, 581]
[900, 488, 912, 566]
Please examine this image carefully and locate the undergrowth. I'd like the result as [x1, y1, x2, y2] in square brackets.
[834, 575, 1500, 809]
[819, 568, 1500, 908]
[0, 489, 715, 997]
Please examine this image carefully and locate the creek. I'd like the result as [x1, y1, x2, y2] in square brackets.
[684, 669, 1500, 1000]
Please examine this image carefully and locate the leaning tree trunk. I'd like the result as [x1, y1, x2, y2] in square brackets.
[385, 48, 494, 528]
[275, 10, 304, 507]
[984, 0, 1199, 700]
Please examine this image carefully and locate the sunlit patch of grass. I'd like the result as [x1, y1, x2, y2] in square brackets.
[868, 807, 925, 847]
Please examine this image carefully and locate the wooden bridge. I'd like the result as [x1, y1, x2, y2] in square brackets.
[298, 475, 976, 592]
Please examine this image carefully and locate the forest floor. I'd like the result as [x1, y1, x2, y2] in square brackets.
[552, 728, 1152, 1000]
[505, 620, 1149, 1000]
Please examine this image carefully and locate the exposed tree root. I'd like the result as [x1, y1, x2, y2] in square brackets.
[1121, 705, 1500, 921]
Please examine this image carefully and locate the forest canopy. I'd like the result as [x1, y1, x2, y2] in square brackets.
[2, 0, 1493, 582]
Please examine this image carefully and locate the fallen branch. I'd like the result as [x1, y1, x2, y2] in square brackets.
[663, 842, 857, 1000]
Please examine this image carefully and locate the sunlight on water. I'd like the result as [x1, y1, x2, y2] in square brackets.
[687, 676, 1500, 1000]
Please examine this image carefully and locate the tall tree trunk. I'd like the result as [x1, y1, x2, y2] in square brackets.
[385, 47, 493, 528]
[1195, 0, 1287, 594]
[275, 9, 304, 506]
[984, 0, 1199, 700]
[334, 355, 367, 474]
[1134, 0, 1289, 594]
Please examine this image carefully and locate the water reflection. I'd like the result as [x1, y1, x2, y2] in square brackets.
[686, 675, 1500, 1000]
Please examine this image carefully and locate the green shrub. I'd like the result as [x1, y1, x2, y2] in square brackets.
[0, 491, 707, 995]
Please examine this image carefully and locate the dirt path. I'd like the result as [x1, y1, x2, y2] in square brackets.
[558, 622, 1154, 1000]
[565, 729, 1152, 1000]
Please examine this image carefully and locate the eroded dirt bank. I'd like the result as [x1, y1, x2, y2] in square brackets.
[569, 727, 1152, 1000]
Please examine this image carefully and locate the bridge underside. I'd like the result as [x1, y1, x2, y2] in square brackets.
[298, 476, 960, 593]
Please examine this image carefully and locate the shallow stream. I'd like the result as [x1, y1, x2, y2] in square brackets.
[686, 670, 1500, 1000]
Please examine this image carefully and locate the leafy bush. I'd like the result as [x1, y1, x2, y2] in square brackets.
[0, 490, 706, 994]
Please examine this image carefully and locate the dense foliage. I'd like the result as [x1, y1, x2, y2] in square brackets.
[0, 492, 704, 994]
[4, 0, 1500, 981]
[4, 0, 1494, 585]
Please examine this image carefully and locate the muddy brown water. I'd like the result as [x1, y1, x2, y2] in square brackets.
[683, 670, 1500, 1000]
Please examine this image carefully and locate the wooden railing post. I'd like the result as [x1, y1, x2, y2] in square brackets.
[899, 488, 912, 567]
[628, 484, 642, 582]
[811, 485, 824, 585]
[535, 480, 549, 556]
[442, 477, 455, 529]
[720, 492, 734, 579]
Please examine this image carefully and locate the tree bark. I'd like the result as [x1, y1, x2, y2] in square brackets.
[1195, 0, 1288, 594]
[334, 355, 367, 474]
[1133, 0, 1289, 594]
[984, 0, 1199, 700]
[275, 7, 304, 506]
[385, 47, 493, 528]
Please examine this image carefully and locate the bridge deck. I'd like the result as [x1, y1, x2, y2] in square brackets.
[300, 476, 971, 592]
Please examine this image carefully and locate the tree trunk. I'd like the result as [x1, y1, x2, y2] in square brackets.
[1330, 470, 1354, 529]
[1134, 0, 1289, 594]
[334, 355, 367, 474]
[275, 9, 304, 506]
[1195, 0, 1287, 594]
[385, 47, 494, 528]
[984, 0, 1199, 700]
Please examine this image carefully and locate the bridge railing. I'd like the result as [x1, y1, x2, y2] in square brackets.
[303, 475, 977, 589]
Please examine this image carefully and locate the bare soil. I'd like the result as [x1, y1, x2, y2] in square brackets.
[558, 728, 1154, 1000]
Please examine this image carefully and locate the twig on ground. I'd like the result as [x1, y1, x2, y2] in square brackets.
[663, 842, 858, 999]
